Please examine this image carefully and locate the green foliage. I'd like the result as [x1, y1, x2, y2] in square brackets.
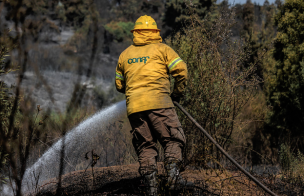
[238, 0, 278, 85]
[266, 0, 304, 149]
[0, 152, 8, 184]
[167, 6, 260, 166]
[62, 0, 100, 52]
[280, 143, 293, 171]
[55, 1, 67, 23]
[112, 0, 144, 21]
[242, 0, 255, 40]
[60, 0, 92, 26]
[279, 143, 304, 181]
[104, 21, 134, 42]
[24, 0, 48, 15]
[240, 0, 259, 72]
[232, 91, 272, 165]
[231, 1, 278, 163]
[260, 0, 278, 87]
[164, 0, 217, 33]
[0, 30, 19, 187]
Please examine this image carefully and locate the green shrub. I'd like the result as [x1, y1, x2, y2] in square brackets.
[167, 4, 261, 167]
[0, 30, 19, 188]
[104, 21, 134, 42]
[266, 0, 304, 150]
[279, 143, 304, 182]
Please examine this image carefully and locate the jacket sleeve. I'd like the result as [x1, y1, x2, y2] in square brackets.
[115, 56, 126, 94]
[166, 46, 188, 96]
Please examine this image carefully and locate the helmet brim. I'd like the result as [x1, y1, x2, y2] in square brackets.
[131, 28, 161, 33]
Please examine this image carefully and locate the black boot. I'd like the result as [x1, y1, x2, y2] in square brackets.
[143, 171, 158, 196]
[165, 162, 194, 190]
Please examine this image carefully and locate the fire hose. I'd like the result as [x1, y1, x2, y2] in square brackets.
[173, 101, 277, 196]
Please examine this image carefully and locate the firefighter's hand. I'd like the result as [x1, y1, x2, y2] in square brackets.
[170, 94, 181, 103]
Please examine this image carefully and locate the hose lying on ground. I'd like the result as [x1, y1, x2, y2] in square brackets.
[173, 101, 277, 196]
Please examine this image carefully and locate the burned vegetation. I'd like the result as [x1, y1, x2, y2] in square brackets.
[1, 0, 304, 196]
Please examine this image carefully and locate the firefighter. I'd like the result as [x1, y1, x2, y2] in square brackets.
[115, 15, 190, 195]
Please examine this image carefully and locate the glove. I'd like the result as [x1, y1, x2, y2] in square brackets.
[170, 94, 181, 103]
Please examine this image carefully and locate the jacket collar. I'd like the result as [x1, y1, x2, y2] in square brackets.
[133, 30, 162, 46]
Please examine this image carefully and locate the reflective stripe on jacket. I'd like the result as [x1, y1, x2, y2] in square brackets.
[115, 30, 187, 116]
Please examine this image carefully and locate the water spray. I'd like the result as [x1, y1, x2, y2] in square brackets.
[173, 101, 278, 196]
[21, 101, 127, 194]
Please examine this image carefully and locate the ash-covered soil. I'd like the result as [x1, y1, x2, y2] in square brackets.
[1, 71, 105, 111]
[29, 163, 284, 196]
[1, 68, 117, 112]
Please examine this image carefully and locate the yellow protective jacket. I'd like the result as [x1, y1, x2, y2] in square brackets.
[115, 30, 187, 116]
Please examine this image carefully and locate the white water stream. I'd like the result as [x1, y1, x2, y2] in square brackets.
[1, 101, 127, 195]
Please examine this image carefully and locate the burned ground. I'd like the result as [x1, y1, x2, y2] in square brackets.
[27, 162, 295, 196]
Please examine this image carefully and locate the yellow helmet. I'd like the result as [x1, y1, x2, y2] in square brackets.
[131, 15, 160, 32]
